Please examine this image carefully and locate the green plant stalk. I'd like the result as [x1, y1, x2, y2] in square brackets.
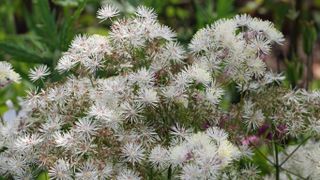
[306, 54, 313, 90]
[250, 142, 275, 166]
[274, 141, 280, 180]
[167, 165, 172, 180]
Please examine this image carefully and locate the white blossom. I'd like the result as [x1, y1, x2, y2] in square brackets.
[28, 64, 51, 82]
[97, 4, 120, 21]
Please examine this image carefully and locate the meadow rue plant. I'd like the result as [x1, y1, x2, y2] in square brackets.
[0, 4, 320, 180]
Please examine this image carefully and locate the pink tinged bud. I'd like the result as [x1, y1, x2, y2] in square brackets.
[276, 124, 288, 137]
[258, 124, 270, 136]
[201, 121, 211, 130]
[242, 135, 260, 146]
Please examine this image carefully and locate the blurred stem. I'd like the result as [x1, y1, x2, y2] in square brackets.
[89, 75, 95, 87]
[5, 0, 16, 34]
[288, 0, 301, 60]
[250, 142, 275, 166]
[148, 166, 154, 180]
[306, 54, 313, 90]
[274, 141, 280, 180]
[276, 58, 280, 73]
[0, 116, 4, 125]
[167, 165, 172, 180]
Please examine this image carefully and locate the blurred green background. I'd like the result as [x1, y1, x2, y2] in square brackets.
[0, 0, 319, 113]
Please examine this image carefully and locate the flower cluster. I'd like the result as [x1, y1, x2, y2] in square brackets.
[0, 4, 319, 180]
[190, 15, 284, 92]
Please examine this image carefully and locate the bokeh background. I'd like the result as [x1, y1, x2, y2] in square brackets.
[0, 0, 319, 113]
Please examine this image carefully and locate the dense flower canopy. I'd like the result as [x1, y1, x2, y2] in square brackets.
[0, 4, 319, 180]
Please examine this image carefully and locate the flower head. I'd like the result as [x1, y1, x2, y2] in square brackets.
[48, 159, 72, 180]
[97, 4, 120, 21]
[121, 142, 145, 165]
[28, 64, 51, 82]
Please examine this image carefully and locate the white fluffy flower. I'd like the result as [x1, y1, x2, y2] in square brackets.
[14, 134, 43, 151]
[163, 41, 186, 64]
[28, 64, 51, 82]
[135, 6, 157, 20]
[187, 65, 211, 85]
[75, 161, 99, 180]
[48, 159, 73, 180]
[243, 101, 265, 130]
[56, 55, 78, 73]
[39, 117, 62, 136]
[137, 88, 158, 107]
[53, 132, 74, 148]
[168, 130, 240, 177]
[74, 118, 99, 138]
[97, 4, 120, 21]
[121, 142, 145, 165]
[180, 164, 204, 180]
[217, 140, 240, 166]
[120, 102, 143, 123]
[170, 124, 193, 140]
[99, 163, 113, 178]
[149, 145, 169, 168]
[206, 127, 228, 143]
[205, 84, 224, 105]
[116, 169, 141, 180]
[88, 104, 115, 122]
[169, 143, 189, 166]
[129, 68, 155, 88]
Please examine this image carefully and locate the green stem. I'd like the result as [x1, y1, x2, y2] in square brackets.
[167, 165, 172, 180]
[250, 142, 275, 166]
[89, 75, 95, 87]
[148, 166, 154, 180]
[306, 54, 313, 90]
[0, 116, 4, 125]
[274, 142, 280, 180]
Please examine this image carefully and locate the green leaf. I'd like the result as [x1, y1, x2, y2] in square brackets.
[284, 57, 303, 88]
[36, 171, 49, 180]
[216, 0, 234, 18]
[194, 0, 215, 28]
[53, 0, 80, 7]
[59, 0, 87, 51]
[252, 145, 273, 174]
[302, 22, 317, 55]
[30, 0, 59, 50]
[0, 42, 51, 64]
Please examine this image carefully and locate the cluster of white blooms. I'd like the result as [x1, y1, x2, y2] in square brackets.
[1, 4, 320, 180]
[0, 5, 245, 179]
[189, 14, 284, 91]
[234, 87, 320, 138]
[0, 61, 20, 88]
[169, 128, 240, 179]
